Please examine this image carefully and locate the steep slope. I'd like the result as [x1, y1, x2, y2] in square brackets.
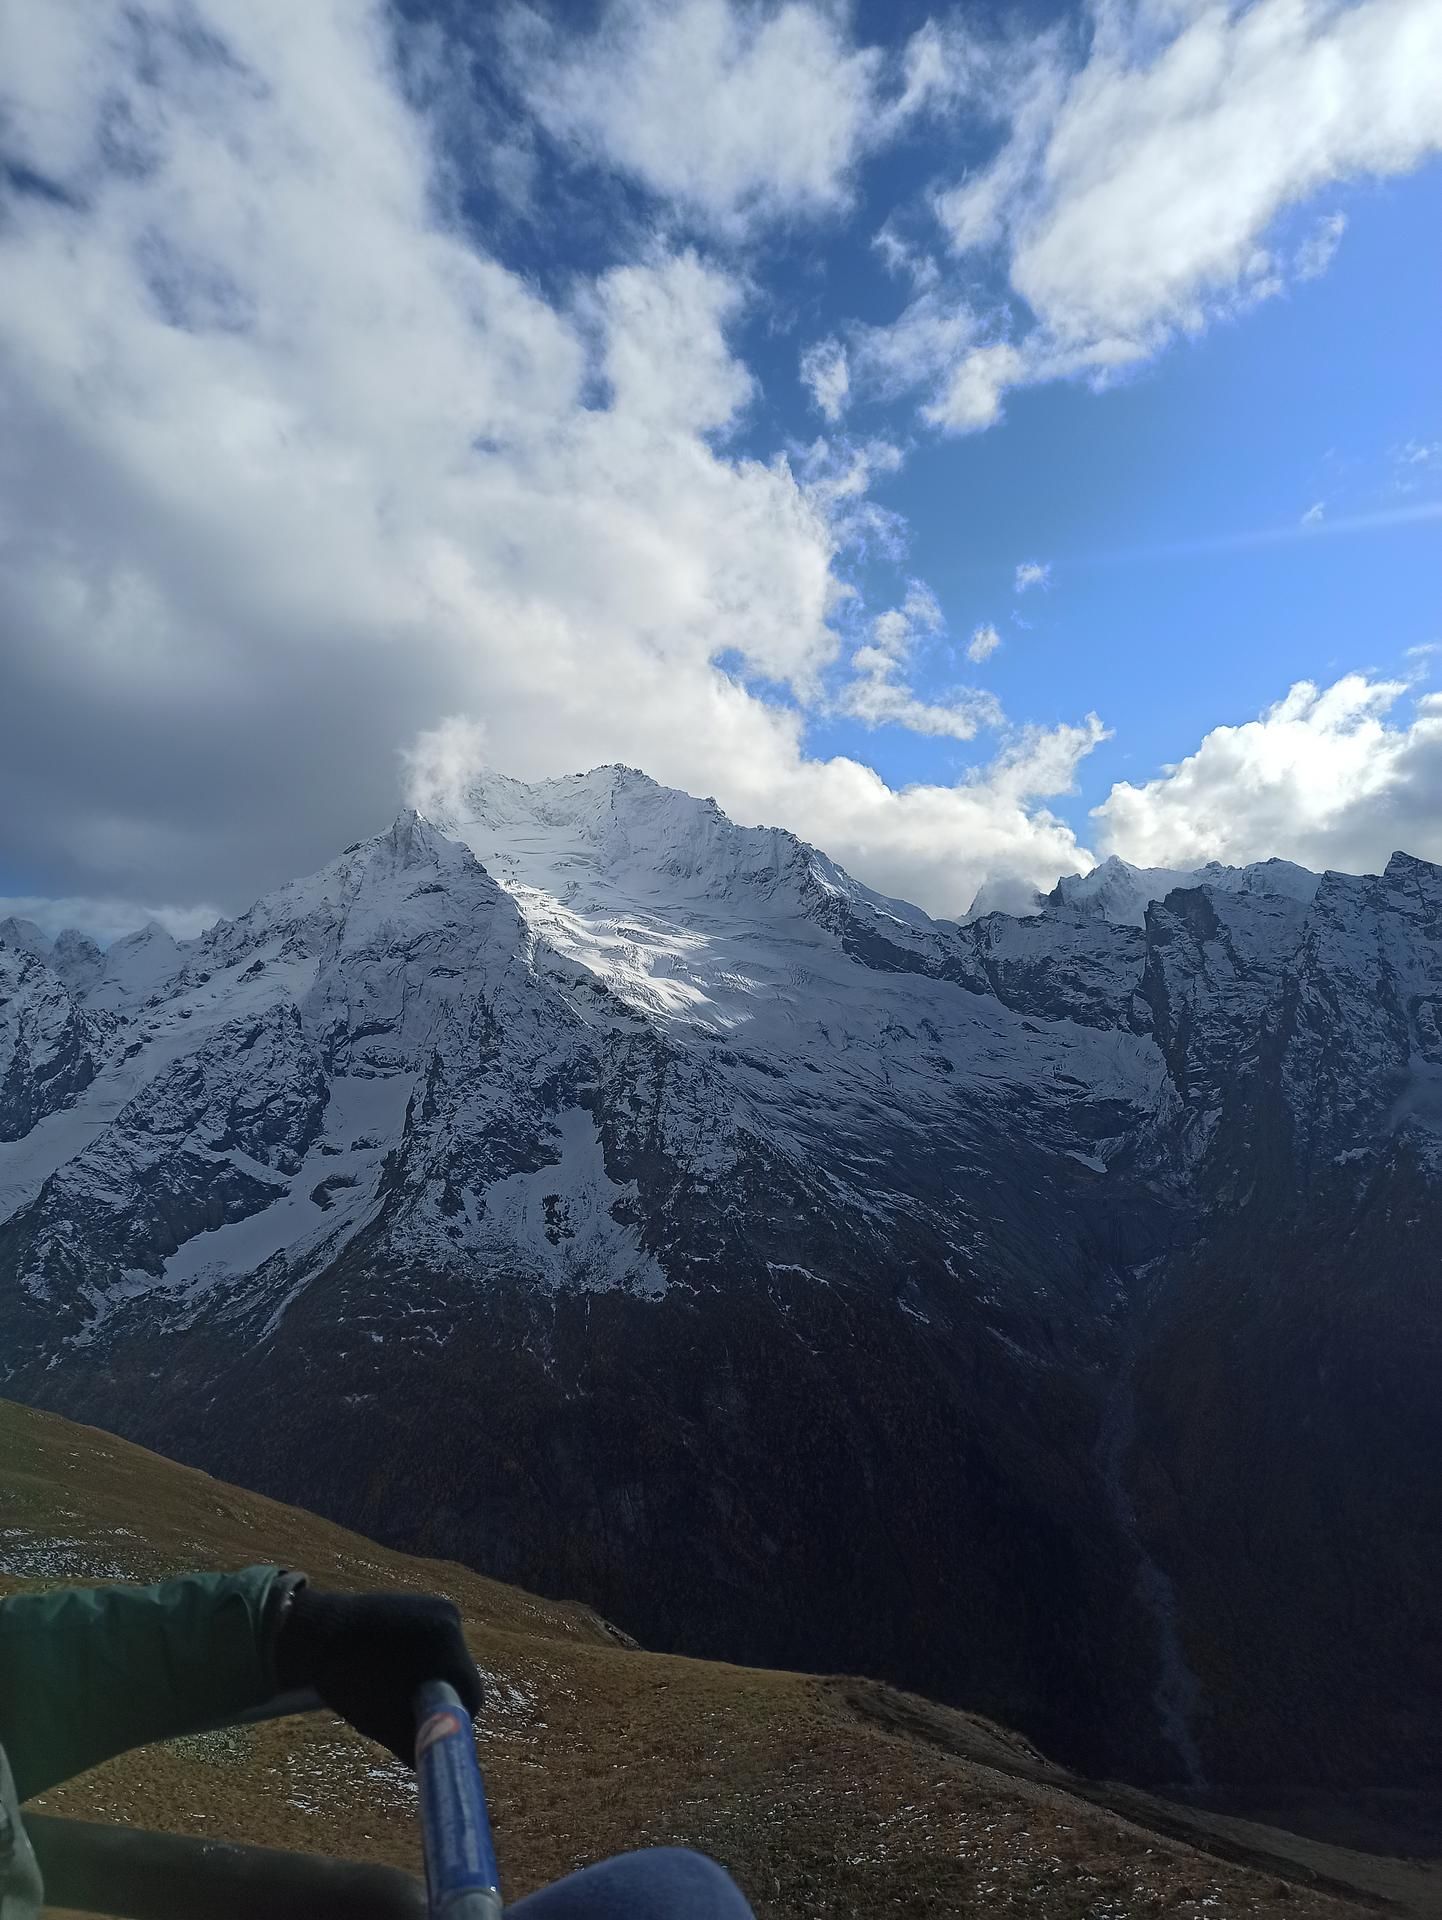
[0, 919, 107, 998]
[1126, 854, 1442, 1798]
[0, 779, 1173, 1778]
[0, 770, 1438, 1834]
[3, 1396, 1418, 1920]
[0, 918, 53, 965]
[0, 946, 108, 1141]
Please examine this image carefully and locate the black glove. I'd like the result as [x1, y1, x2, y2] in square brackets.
[275, 1585, 482, 1764]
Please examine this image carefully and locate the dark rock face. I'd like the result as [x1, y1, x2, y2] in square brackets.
[0, 947, 105, 1141]
[1, 777, 1439, 1824]
[970, 908, 1150, 1031]
[1130, 1157, 1442, 1797]
[49, 930, 105, 996]
[1122, 855, 1442, 1796]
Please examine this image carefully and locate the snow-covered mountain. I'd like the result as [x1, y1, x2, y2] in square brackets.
[2, 767, 1439, 1812]
[963, 851, 1321, 927]
[0, 917, 105, 994]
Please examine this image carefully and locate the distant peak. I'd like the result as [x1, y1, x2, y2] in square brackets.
[380, 806, 458, 850]
[581, 763, 656, 787]
[964, 875, 1048, 922]
[1383, 850, 1442, 893]
[448, 764, 704, 842]
[349, 809, 484, 883]
[0, 915, 51, 961]
[53, 928, 102, 957]
[49, 928, 105, 994]
[418, 761, 891, 925]
[544, 764, 675, 812]
[117, 919, 180, 949]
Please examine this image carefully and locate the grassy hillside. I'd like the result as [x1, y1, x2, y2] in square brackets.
[0, 1398, 1427, 1919]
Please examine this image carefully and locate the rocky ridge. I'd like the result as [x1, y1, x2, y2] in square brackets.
[1, 767, 1438, 1825]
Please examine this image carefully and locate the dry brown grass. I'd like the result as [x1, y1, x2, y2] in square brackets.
[0, 1399, 1399, 1919]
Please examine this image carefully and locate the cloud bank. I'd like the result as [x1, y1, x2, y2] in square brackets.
[1097, 674, 1442, 876]
[1, 1, 1438, 943]
[850, 0, 1442, 429]
[0, 0, 1108, 930]
[509, 0, 885, 235]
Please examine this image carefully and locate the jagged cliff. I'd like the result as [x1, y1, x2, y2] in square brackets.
[2, 768, 1438, 1809]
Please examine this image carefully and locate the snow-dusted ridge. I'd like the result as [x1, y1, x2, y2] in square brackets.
[0, 764, 1437, 1339]
[964, 851, 1322, 927]
[3, 766, 1441, 1801]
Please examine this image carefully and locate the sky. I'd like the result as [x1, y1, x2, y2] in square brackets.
[0, 0, 1439, 939]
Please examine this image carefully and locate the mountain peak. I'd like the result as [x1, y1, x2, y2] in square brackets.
[84, 919, 185, 1013]
[377, 806, 473, 868]
[50, 928, 105, 994]
[1382, 849, 1442, 888]
[1040, 853, 1321, 928]
[962, 875, 1049, 922]
[1378, 850, 1442, 926]
[0, 916, 51, 963]
[4, 769, 1441, 1823]
[432, 765, 821, 909]
[582, 762, 659, 790]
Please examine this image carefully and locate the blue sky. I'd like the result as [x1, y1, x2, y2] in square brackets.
[0, 0, 1439, 935]
[795, 160, 1442, 804]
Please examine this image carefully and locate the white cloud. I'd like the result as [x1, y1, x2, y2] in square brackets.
[1014, 559, 1050, 592]
[932, 29, 1069, 255]
[1301, 500, 1326, 525]
[508, 3, 986, 241]
[867, 0, 1442, 429]
[793, 434, 907, 560]
[1095, 672, 1442, 874]
[0, 0, 1106, 926]
[872, 219, 941, 291]
[840, 672, 1003, 742]
[890, 583, 944, 641]
[839, 584, 1006, 741]
[403, 716, 493, 827]
[800, 336, 851, 422]
[850, 289, 980, 399]
[1004, 0, 1439, 343]
[1393, 438, 1441, 492]
[921, 341, 1026, 434]
[592, 249, 755, 432]
[1295, 210, 1347, 280]
[510, 0, 885, 236]
[992, 711, 1110, 805]
[886, 16, 986, 124]
[967, 623, 1002, 664]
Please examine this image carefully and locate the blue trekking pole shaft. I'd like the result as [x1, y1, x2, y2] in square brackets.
[414, 1679, 503, 1919]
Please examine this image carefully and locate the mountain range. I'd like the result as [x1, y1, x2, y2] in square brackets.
[2, 766, 1438, 1831]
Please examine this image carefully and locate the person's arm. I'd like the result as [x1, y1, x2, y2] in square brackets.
[0, 1566, 287, 1801]
[0, 1564, 483, 1802]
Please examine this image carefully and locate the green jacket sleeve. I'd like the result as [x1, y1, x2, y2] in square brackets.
[0, 1567, 288, 1801]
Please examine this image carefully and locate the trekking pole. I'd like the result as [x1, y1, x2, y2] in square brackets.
[413, 1680, 504, 1920]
